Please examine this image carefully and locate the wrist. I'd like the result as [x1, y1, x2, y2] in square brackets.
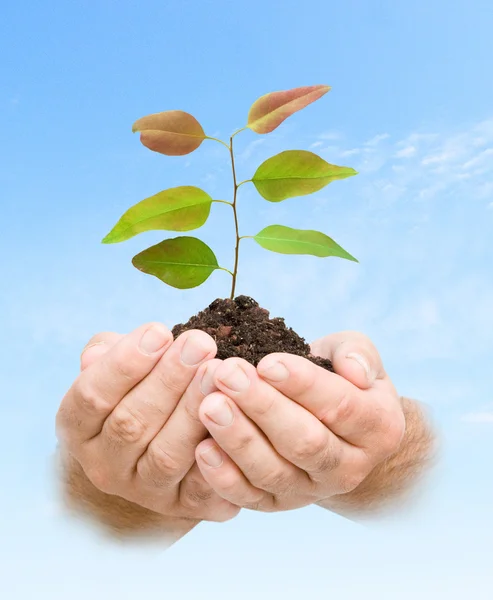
[318, 397, 437, 518]
[56, 449, 200, 542]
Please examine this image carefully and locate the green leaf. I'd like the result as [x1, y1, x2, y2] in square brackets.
[247, 85, 330, 134]
[132, 236, 220, 289]
[253, 225, 358, 261]
[252, 150, 357, 202]
[102, 186, 213, 244]
[132, 110, 206, 156]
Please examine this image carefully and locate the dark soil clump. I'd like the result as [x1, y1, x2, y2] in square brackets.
[172, 295, 334, 372]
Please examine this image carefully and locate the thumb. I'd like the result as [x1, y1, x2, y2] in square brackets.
[311, 331, 385, 390]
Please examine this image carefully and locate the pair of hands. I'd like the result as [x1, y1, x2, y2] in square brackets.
[56, 322, 406, 524]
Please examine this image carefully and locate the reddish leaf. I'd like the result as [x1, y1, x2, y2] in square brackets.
[132, 110, 206, 156]
[247, 85, 330, 134]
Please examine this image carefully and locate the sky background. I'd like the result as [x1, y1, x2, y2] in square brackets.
[1, 0, 493, 597]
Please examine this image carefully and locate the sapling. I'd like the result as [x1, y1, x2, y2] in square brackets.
[103, 85, 358, 370]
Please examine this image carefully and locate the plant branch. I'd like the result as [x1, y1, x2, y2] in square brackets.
[236, 179, 251, 188]
[232, 126, 247, 139]
[205, 136, 231, 150]
[213, 199, 234, 206]
[229, 134, 241, 299]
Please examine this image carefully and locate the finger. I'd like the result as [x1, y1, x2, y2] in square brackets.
[178, 462, 241, 522]
[257, 353, 403, 455]
[198, 390, 308, 504]
[80, 332, 123, 371]
[136, 358, 221, 487]
[195, 438, 276, 511]
[96, 329, 217, 477]
[212, 358, 348, 477]
[310, 331, 386, 390]
[56, 323, 173, 445]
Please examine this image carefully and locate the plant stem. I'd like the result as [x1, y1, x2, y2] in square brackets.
[232, 126, 247, 139]
[205, 136, 231, 150]
[213, 199, 234, 206]
[229, 134, 241, 299]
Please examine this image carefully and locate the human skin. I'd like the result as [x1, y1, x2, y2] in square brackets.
[194, 332, 435, 514]
[56, 325, 436, 542]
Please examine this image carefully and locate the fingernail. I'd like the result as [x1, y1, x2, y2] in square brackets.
[181, 335, 212, 366]
[139, 325, 171, 355]
[204, 395, 234, 427]
[346, 352, 375, 383]
[200, 445, 223, 468]
[200, 366, 218, 396]
[218, 363, 250, 392]
[258, 359, 289, 382]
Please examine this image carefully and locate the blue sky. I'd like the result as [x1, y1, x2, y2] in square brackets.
[1, 0, 493, 597]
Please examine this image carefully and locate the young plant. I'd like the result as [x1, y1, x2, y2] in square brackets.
[103, 85, 358, 299]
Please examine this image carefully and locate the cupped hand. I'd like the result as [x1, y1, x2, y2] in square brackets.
[56, 323, 240, 522]
[194, 331, 406, 512]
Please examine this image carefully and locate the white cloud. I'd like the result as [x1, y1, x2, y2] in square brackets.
[317, 131, 341, 141]
[340, 148, 362, 157]
[238, 138, 266, 161]
[365, 133, 390, 146]
[462, 147, 493, 170]
[395, 145, 416, 158]
[348, 118, 493, 207]
[5, 114, 493, 413]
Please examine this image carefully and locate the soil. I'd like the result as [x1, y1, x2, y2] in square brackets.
[172, 295, 334, 372]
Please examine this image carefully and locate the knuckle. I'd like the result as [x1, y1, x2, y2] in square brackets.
[181, 482, 213, 510]
[106, 407, 147, 445]
[243, 494, 276, 512]
[255, 469, 293, 495]
[332, 391, 359, 424]
[138, 443, 181, 487]
[213, 470, 244, 496]
[242, 500, 264, 511]
[248, 391, 277, 419]
[76, 379, 111, 415]
[310, 445, 342, 475]
[230, 431, 255, 453]
[182, 399, 202, 427]
[252, 397, 276, 418]
[291, 429, 329, 464]
[154, 365, 188, 395]
[357, 407, 382, 437]
[217, 471, 238, 492]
